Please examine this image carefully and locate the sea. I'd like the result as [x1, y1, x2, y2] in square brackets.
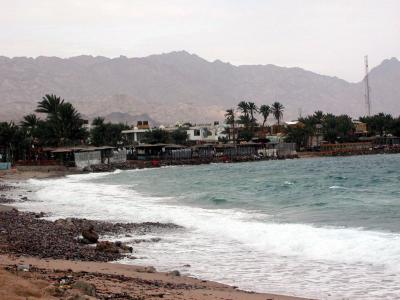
[13, 154, 400, 299]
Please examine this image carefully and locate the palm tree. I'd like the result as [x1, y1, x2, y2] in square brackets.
[237, 101, 250, 118]
[20, 114, 39, 133]
[247, 102, 258, 123]
[56, 102, 85, 145]
[36, 94, 64, 115]
[313, 111, 324, 123]
[224, 109, 236, 142]
[237, 101, 251, 131]
[271, 101, 284, 125]
[92, 117, 105, 127]
[259, 105, 271, 128]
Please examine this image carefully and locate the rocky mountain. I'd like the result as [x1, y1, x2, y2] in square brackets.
[0, 51, 399, 125]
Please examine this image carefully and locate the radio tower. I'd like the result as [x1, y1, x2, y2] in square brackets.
[364, 55, 371, 116]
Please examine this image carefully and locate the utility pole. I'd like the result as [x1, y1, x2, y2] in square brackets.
[364, 55, 371, 116]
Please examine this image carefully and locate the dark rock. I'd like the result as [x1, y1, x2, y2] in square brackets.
[168, 270, 181, 276]
[35, 212, 46, 218]
[0, 210, 180, 262]
[114, 241, 133, 253]
[81, 225, 99, 243]
[55, 218, 76, 230]
[96, 241, 120, 254]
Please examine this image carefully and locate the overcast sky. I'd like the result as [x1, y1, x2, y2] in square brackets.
[1, 0, 399, 81]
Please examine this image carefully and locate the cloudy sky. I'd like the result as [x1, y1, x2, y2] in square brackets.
[1, 0, 399, 81]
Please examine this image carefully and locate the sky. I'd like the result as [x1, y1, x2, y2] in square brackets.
[1, 0, 399, 82]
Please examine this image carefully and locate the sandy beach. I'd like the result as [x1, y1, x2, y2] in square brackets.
[0, 169, 309, 300]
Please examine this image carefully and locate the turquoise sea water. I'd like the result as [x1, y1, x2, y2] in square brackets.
[17, 154, 400, 299]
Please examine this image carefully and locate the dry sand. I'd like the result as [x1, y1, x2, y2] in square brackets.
[0, 255, 309, 300]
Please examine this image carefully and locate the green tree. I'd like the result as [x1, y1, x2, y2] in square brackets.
[335, 115, 355, 141]
[360, 113, 394, 136]
[391, 117, 400, 137]
[170, 128, 188, 145]
[35, 94, 87, 146]
[284, 126, 310, 150]
[56, 102, 87, 145]
[224, 109, 236, 142]
[259, 104, 271, 128]
[271, 102, 284, 125]
[322, 114, 354, 143]
[248, 102, 258, 124]
[36, 94, 64, 115]
[237, 101, 251, 129]
[313, 110, 324, 123]
[90, 118, 129, 146]
[0, 122, 31, 162]
[143, 129, 170, 144]
[237, 101, 249, 118]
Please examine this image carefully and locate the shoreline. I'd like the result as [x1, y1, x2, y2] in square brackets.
[0, 174, 310, 300]
[3, 149, 399, 178]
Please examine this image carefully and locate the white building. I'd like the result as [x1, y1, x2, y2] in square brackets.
[121, 127, 149, 144]
[186, 124, 227, 143]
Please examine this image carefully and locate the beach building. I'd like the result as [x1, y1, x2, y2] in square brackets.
[121, 121, 151, 145]
[41, 146, 125, 169]
[131, 144, 186, 160]
[353, 120, 368, 136]
[186, 123, 227, 143]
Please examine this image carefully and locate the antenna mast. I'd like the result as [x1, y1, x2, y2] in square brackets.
[364, 55, 371, 116]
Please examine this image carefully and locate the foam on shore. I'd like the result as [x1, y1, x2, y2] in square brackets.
[14, 172, 400, 299]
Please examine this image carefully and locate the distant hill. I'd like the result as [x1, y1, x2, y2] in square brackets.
[0, 51, 399, 124]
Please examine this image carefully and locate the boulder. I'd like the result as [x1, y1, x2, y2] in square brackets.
[168, 270, 181, 276]
[115, 241, 133, 253]
[96, 241, 119, 254]
[81, 225, 99, 243]
[55, 218, 76, 231]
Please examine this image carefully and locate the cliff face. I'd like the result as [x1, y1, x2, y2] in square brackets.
[0, 52, 399, 124]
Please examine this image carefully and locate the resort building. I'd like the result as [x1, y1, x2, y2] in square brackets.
[121, 121, 151, 144]
[353, 120, 368, 136]
[186, 123, 227, 143]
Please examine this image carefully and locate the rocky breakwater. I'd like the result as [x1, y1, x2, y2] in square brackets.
[0, 209, 182, 262]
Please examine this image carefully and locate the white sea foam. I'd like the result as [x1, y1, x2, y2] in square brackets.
[18, 173, 400, 299]
[329, 185, 347, 189]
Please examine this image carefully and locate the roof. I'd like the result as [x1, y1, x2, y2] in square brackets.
[136, 143, 167, 148]
[191, 143, 215, 149]
[50, 146, 115, 153]
[164, 144, 186, 149]
[51, 147, 85, 153]
[122, 129, 149, 134]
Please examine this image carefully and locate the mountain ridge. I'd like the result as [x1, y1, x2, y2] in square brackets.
[0, 51, 399, 124]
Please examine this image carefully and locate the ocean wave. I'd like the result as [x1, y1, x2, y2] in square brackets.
[21, 177, 400, 273]
[329, 185, 347, 189]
